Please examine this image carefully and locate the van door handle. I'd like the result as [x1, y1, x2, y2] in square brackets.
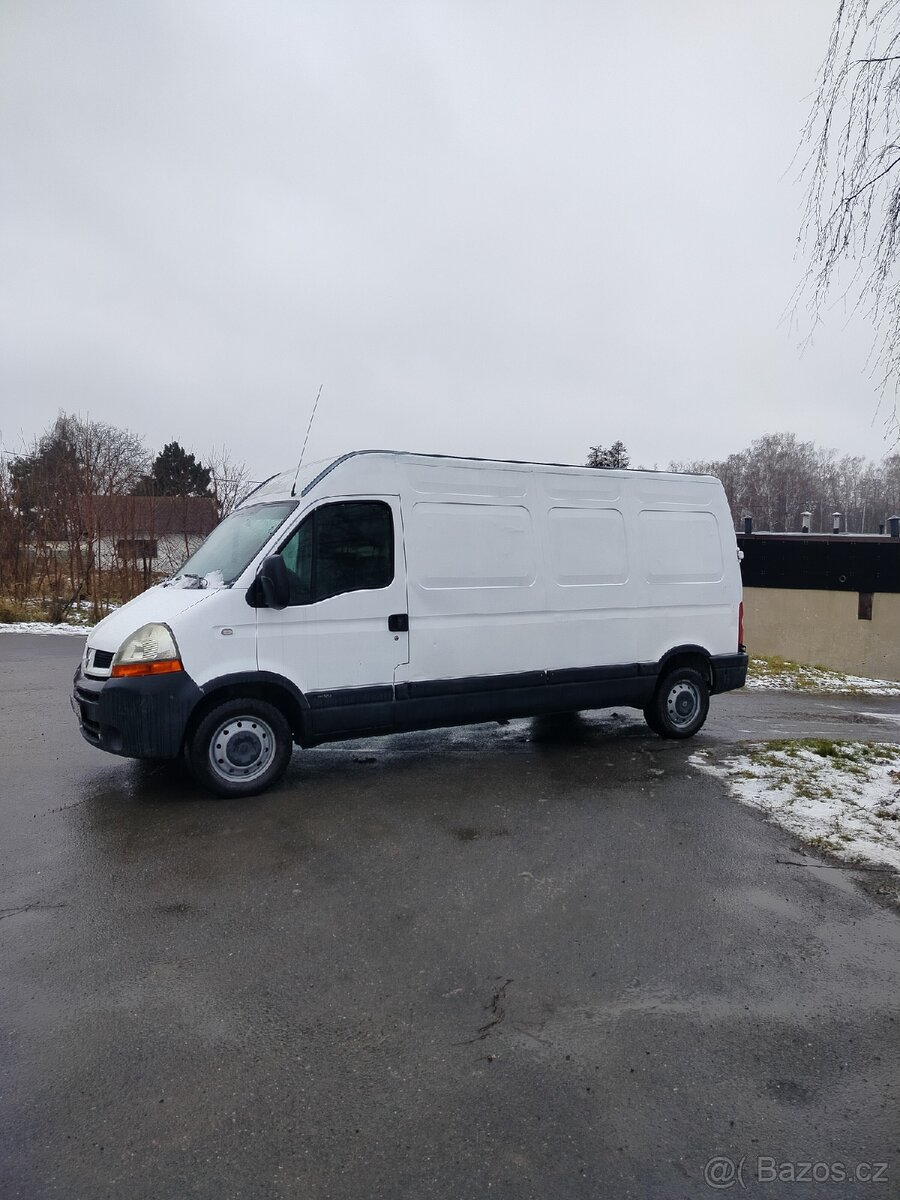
[388, 613, 409, 632]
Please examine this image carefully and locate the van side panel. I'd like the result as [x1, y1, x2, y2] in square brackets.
[404, 469, 549, 680]
[630, 505, 737, 663]
[534, 471, 738, 672]
[536, 472, 637, 668]
[412, 503, 536, 590]
[398, 459, 741, 687]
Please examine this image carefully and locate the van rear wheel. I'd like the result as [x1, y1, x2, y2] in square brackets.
[186, 698, 293, 797]
[644, 667, 709, 739]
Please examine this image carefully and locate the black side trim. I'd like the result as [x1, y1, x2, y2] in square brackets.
[402, 671, 544, 699]
[397, 661, 652, 702]
[392, 675, 653, 737]
[308, 685, 392, 709]
[304, 683, 395, 738]
[305, 663, 659, 744]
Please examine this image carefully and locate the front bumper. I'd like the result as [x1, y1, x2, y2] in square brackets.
[73, 667, 202, 760]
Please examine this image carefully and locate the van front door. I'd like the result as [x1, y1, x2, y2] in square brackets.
[256, 496, 409, 737]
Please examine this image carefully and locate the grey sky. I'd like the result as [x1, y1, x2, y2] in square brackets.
[0, 0, 887, 484]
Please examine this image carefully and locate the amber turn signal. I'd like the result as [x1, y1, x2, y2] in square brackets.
[110, 659, 184, 678]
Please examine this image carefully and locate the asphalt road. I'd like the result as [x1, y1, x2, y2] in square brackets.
[2, 633, 899, 1199]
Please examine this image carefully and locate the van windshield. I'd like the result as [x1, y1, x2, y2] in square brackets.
[171, 501, 298, 586]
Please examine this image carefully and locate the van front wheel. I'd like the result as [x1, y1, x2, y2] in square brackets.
[186, 698, 293, 797]
[644, 667, 709, 739]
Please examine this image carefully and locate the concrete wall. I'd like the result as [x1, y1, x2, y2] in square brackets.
[743, 586, 900, 680]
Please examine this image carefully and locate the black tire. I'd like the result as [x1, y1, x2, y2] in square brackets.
[642, 703, 665, 737]
[644, 666, 709, 739]
[186, 698, 293, 798]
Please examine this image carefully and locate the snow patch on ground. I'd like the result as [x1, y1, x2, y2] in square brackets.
[746, 657, 900, 696]
[0, 599, 119, 635]
[0, 621, 89, 636]
[692, 742, 900, 871]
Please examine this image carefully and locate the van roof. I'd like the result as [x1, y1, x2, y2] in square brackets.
[239, 450, 718, 507]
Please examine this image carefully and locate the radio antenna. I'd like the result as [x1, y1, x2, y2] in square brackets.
[291, 383, 324, 497]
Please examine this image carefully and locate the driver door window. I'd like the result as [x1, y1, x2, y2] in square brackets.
[280, 501, 394, 605]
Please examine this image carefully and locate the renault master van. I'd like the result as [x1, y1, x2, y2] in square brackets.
[72, 451, 747, 796]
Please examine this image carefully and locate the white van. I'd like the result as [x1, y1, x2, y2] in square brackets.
[73, 451, 747, 796]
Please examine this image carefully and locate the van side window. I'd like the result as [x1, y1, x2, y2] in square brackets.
[280, 501, 394, 605]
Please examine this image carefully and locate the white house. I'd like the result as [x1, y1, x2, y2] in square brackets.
[82, 494, 218, 576]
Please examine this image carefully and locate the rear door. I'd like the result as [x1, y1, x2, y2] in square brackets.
[256, 496, 409, 711]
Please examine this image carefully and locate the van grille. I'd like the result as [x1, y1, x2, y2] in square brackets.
[84, 647, 114, 678]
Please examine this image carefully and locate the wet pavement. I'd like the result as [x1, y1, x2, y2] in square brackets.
[2, 632, 900, 1199]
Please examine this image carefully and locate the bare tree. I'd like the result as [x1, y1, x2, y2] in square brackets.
[5, 413, 149, 619]
[798, 0, 900, 421]
[205, 445, 252, 518]
[670, 431, 900, 532]
[0, 452, 22, 602]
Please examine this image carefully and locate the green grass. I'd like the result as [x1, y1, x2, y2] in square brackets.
[767, 738, 866, 760]
[748, 655, 843, 690]
[806, 834, 841, 853]
[748, 738, 900, 768]
[741, 739, 900, 804]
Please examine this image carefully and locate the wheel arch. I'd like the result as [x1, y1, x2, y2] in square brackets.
[656, 644, 714, 688]
[186, 672, 310, 748]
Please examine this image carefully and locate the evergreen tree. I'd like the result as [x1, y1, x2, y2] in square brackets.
[134, 442, 211, 497]
[586, 441, 630, 469]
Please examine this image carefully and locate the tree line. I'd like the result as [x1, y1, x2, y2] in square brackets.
[669, 432, 900, 534]
[0, 412, 251, 620]
[4, 418, 899, 622]
[587, 433, 900, 534]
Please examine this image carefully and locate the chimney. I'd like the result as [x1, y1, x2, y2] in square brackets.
[879, 522, 885, 535]
[743, 515, 753, 535]
[801, 511, 811, 534]
[889, 516, 900, 538]
[832, 512, 841, 534]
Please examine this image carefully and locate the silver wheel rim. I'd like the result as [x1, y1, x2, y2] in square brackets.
[666, 680, 701, 729]
[208, 715, 276, 784]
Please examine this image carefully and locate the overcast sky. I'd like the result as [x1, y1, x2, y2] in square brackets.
[0, 0, 889, 484]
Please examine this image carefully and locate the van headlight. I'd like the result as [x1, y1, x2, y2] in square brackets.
[111, 623, 183, 678]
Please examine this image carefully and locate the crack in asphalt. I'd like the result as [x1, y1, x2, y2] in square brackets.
[0, 902, 68, 921]
[461, 978, 514, 1044]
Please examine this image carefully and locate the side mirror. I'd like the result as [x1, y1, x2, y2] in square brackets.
[256, 554, 290, 610]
